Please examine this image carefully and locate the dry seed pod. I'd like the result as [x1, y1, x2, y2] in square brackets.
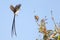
[35, 15, 39, 21]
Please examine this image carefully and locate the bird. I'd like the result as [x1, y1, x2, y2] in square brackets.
[10, 4, 21, 15]
[10, 4, 21, 37]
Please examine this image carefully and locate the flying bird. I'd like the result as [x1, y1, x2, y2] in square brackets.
[10, 4, 21, 37]
[10, 4, 21, 15]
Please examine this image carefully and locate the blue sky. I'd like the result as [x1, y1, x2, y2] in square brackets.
[0, 0, 60, 40]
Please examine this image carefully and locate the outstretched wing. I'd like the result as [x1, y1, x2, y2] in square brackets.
[15, 4, 21, 12]
[10, 5, 15, 13]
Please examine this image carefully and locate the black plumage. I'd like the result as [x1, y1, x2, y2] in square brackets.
[10, 4, 21, 37]
[10, 4, 21, 14]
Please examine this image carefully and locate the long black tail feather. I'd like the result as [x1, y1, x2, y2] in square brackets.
[11, 15, 17, 37]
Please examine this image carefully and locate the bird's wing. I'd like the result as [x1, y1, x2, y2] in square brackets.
[10, 5, 15, 13]
[15, 4, 21, 12]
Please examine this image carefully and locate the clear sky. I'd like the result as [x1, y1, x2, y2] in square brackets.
[0, 0, 60, 40]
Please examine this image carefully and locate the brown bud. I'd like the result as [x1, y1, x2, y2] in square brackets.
[35, 16, 39, 21]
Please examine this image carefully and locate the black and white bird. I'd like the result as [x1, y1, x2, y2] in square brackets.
[10, 4, 21, 37]
[10, 4, 21, 15]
